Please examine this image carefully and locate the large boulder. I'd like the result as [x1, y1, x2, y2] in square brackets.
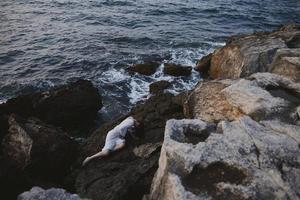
[184, 79, 243, 123]
[210, 35, 287, 79]
[0, 115, 78, 199]
[164, 63, 192, 76]
[0, 80, 102, 134]
[198, 24, 300, 80]
[128, 62, 160, 76]
[147, 117, 300, 200]
[185, 73, 300, 123]
[18, 187, 85, 200]
[267, 48, 300, 81]
[75, 93, 185, 200]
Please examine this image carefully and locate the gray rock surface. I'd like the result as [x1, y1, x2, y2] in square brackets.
[147, 117, 300, 200]
[18, 187, 85, 200]
[223, 73, 300, 122]
[185, 73, 300, 123]
[268, 48, 300, 81]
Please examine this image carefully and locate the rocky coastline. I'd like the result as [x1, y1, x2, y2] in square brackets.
[0, 24, 299, 200]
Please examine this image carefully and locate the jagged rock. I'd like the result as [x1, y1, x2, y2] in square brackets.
[268, 48, 300, 81]
[149, 80, 171, 94]
[223, 73, 300, 122]
[0, 115, 78, 199]
[0, 80, 102, 134]
[194, 53, 212, 76]
[184, 79, 243, 122]
[18, 187, 85, 200]
[128, 62, 160, 76]
[164, 63, 192, 76]
[75, 93, 184, 200]
[185, 73, 300, 123]
[133, 143, 162, 158]
[147, 117, 300, 200]
[206, 24, 300, 79]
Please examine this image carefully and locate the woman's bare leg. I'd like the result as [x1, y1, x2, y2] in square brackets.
[82, 150, 110, 166]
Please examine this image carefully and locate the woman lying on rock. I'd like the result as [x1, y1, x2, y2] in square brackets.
[82, 116, 140, 166]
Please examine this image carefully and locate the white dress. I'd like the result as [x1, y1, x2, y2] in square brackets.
[102, 116, 135, 151]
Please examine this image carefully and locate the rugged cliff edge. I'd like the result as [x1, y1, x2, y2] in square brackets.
[1, 24, 299, 200]
[146, 24, 300, 200]
[147, 73, 300, 200]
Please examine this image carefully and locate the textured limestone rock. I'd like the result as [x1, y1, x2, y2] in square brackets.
[18, 187, 85, 200]
[185, 73, 300, 123]
[223, 73, 300, 122]
[184, 79, 243, 122]
[203, 24, 300, 80]
[147, 117, 300, 200]
[268, 48, 300, 81]
[210, 36, 287, 79]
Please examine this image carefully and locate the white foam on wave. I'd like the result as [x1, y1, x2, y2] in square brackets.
[100, 68, 130, 83]
[0, 99, 7, 104]
[100, 43, 226, 106]
[128, 77, 150, 104]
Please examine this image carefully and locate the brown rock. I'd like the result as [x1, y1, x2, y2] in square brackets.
[164, 63, 192, 76]
[184, 80, 244, 123]
[149, 80, 171, 94]
[195, 53, 212, 76]
[268, 48, 300, 81]
[128, 62, 160, 76]
[208, 24, 300, 79]
[209, 37, 286, 79]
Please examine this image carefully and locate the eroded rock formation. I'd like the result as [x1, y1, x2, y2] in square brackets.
[185, 73, 300, 124]
[196, 24, 300, 81]
[147, 116, 300, 200]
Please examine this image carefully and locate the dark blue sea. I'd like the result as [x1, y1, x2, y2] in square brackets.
[1, 0, 300, 119]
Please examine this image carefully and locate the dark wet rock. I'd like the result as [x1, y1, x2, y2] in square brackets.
[75, 93, 184, 200]
[128, 62, 160, 76]
[163, 63, 192, 76]
[0, 115, 78, 200]
[205, 24, 300, 80]
[149, 80, 171, 94]
[0, 114, 9, 146]
[0, 80, 102, 135]
[18, 187, 85, 200]
[194, 53, 212, 76]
